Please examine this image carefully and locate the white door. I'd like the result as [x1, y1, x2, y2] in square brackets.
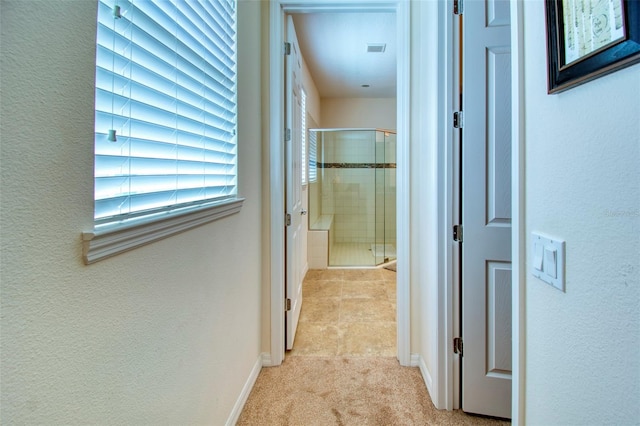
[461, 0, 512, 418]
[285, 15, 304, 350]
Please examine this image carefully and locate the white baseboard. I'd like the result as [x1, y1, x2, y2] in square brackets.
[225, 354, 263, 426]
[261, 351, 273, 367]
[412, 353, 435, 407]
[410, 353, 420, 367]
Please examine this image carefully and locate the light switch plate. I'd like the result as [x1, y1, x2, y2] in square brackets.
[531, 233, 565, 292]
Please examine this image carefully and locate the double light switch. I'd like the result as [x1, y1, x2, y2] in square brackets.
[532, 233, 565, 292]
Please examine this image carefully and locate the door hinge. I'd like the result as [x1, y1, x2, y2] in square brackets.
[453, 111, 463, 129]
[453, 0, 463, 15]
[453, 337, 463, 356]
[286, 298, 292, 311]
[285, 213, 292, 226]
[284, 42, 291, 56]
[285, 128, 291, 142]
[453, 224, 463, 242]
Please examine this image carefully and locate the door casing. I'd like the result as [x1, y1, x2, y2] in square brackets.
[267, 0, 411, 370]
[266, 0, 526, 422]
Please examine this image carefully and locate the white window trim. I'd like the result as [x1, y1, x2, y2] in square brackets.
[82, 197, 244, 264]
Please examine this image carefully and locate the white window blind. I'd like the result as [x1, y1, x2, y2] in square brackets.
[308, 129, 317, 183]
[301, 88, 307, 185]
[94, 0, 237, 223]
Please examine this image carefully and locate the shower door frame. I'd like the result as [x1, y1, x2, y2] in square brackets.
[267, 0, 411, 369]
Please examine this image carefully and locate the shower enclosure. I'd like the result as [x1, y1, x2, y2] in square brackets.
[308, 129, 396, 267]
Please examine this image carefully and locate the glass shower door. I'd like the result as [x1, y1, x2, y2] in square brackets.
[383, 131, 396, 263]
[374, 130, 396, 264]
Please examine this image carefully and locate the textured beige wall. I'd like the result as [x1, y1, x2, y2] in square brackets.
[321, 98, 397, 130]
[301, 53, 322, 126]
[523, 2, 640, 424]
[0, 1, 263, 424]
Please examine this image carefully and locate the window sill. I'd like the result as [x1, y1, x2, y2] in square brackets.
[82, 198, 245, 264]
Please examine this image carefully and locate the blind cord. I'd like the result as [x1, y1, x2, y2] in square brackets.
[108, 2, 121, 142]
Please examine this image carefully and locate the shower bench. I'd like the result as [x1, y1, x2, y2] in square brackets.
[308, 215, 334, 269]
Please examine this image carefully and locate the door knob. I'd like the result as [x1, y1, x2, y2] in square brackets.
[301, 209, 307, 215]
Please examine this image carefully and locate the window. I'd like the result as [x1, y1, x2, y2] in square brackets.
[94, 0, 237, 223]
[300, 88, 307, 185]
[84, 0, 241, 264]
[308, 126, 317, 184]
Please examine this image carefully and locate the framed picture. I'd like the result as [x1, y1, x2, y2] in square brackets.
[545, 0, 640, 93]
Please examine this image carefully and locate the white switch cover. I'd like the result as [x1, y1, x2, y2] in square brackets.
[531, 233, 565, 292]
[533, 242, 544, 271]
[544, 247, 557, 279]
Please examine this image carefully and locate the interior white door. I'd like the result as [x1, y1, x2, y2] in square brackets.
[285, 15, 304, 351]
[461, 0, 512, 418]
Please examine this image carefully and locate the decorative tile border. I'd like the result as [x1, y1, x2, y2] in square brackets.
[317, 162, 397, 169]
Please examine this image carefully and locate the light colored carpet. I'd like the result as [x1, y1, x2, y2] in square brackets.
[237, 356, 510, 425]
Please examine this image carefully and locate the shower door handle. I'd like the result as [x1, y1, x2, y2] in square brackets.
[301, 209, 307, 215]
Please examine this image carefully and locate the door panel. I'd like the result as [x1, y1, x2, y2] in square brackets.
[487, 46, 512, 225]
[285, 15, 303, 351]
[461, 0, 512, 419]
[487, 261, 512, 376]
[486, 0, 510, 26]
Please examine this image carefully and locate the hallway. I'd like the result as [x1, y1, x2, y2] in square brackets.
[238, 268, 511, 425]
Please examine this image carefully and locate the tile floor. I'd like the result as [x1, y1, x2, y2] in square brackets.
[329, 243, 377, 266]
[329, 242, 397, 267]
[288, 267, 397, 357]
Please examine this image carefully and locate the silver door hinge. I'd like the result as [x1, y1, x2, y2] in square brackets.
[284, 42, 291, 56]
[453, 0, 463, 15]
[286, 298, 292, 311]
[453, 224, 463, 242]
[453, 337, 463, 356]
[453, 111, 463, 129]
[286, 213, 291, 226]
[285, 128, 291, 142]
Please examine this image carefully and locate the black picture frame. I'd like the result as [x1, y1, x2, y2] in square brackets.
[545, 0, 640, 94]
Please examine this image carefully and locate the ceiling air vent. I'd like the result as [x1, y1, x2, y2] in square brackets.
[366, 43, 386, 53]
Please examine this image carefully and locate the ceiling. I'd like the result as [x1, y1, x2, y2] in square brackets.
[291, 13, 397, 99]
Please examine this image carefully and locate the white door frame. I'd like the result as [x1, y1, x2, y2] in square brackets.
[268, 0, 411, 368]
[267, 0, 525, 422]
[510, 1, 526, 424]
